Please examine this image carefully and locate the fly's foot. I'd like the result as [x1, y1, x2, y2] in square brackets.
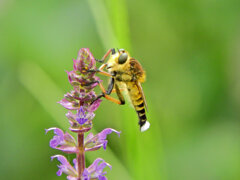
[82, 80, 100, 87]
[90, 93, 105, 105]
[95, 59, 104, 63]
[87, 69, 100, 73]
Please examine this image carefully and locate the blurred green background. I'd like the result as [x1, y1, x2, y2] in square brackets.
[0, 0, 240, 179]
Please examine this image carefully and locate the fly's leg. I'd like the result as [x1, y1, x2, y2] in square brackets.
[88, 48, 124, 105]
[111, 88, 125, 93]
[95, 48, 115, 63]
[88, 48, 116, 77]
[114, 83, 125, 105]
[99, 63, 112, 77]
[82, 80, 99, 87]
[92, 78, 124, 105]
[87, 63, 112, 77]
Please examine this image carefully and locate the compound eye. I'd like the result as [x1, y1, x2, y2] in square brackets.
[118, 53, 128, 64]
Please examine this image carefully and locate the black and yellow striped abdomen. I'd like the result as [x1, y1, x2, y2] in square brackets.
[126, 82, 147, 128]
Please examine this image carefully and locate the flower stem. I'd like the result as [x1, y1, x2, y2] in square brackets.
[77, 132, 85, 180]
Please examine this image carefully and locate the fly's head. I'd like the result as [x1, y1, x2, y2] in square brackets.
[106, 48, 130, 73]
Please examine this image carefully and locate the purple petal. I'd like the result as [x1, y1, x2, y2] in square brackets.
[66, 70, 73, 84]
[66, 70, 82, 86]
[64, 93, 75, 102]
[51, 155, 69, 165]
[82, 169, 90, 180]
[73, 59, 83, 72]
[85, 145, 103, 152]
[98, 128, 121, 140]
[46, 127, 77, 153]
[84, 128, 120, 151]
[58, 99, 80, 110]
[66, 111, 78, 127]
[76, 117, 88, 125]
[45, 127, 64, 137]
[66, 111, 76, 121]
[64, 132, 76, 144]
[86, 112, 95, 121]
[85, 158, 112, 179]
[73, 159, 78, 171]
[99, 175, 107, 180]
[76, 107, 88, 125]
[46, 128, 65, 148]
[84, 77, 101, 89]
[56, 168, 63, 176]
[78, 106, 85, 115]
[67, 176, 78, 180]
[66, 71, 83, 85]
[88, 99, 102, 112]
[51, 155, 77, 177]
[102, 140, 108, 150]
[55, 145, 78, 153]
[85, 132, 94, 142]
[87, 158, 103, 173]
[95, 161, 111, 178]
[50, 137, 60, 148]
[98, 161, 112, 171]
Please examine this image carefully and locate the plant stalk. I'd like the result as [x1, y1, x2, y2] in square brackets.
[77, 132, 85, 180]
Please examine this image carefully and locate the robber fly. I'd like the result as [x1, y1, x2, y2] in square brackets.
[91, 48, 150, 132]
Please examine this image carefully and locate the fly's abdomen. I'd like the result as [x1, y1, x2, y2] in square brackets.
[135, 100, 147, 127]
[127, 83, 148, 131]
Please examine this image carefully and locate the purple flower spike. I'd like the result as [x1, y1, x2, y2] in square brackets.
[46, 127, 77, 153]
[48, 49, 121, 179]
[84, 128, 121, 151]
[51, 155, 78, 179]
[82, 158, 112, 180]
[76, 106, 88, 125]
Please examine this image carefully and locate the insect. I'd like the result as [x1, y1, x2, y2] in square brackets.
[90, 48, 150, 132]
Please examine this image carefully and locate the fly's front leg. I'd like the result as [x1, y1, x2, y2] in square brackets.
[95, 48, 115, 63]
[98, 63, 112, 77]
[88, 48, 116, 77]
[87, 63, 112, 77]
